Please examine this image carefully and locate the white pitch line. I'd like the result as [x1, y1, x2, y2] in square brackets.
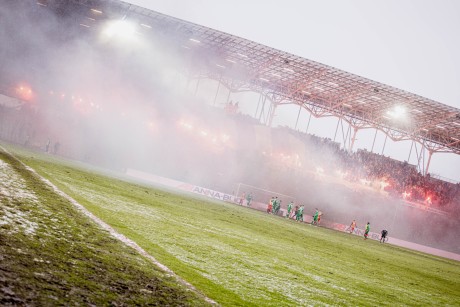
[0, 145, 218, 306]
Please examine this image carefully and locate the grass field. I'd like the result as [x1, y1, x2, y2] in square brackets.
[2, 144, 460, 306]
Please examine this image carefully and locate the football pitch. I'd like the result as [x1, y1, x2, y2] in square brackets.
[1, 144, 460, 306]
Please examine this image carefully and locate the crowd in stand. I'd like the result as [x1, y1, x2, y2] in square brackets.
[286, 129, 460, 210]
[2, 92, 459, 213]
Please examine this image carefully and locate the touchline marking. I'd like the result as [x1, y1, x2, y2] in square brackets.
[0, 145, 218, 306]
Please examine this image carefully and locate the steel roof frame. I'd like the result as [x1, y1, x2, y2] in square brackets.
[39, 0, 460, 157]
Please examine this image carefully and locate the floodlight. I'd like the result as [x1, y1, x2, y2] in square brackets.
[394, 106, 406, 116]
[386, 105, 406, 119]
[16, 85, 33, 101]
[102, 20, 137, 40]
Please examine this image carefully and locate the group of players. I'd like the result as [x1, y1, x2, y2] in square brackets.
[267, 198, 311, 223]
[267, 198, 324, 226]
[243, 194, 389, 243]
[349, 220, 388, 243]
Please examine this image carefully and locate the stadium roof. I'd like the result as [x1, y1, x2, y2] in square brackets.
[38, 0, 460, 155]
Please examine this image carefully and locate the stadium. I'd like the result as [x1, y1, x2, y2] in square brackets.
[1, 0, 459, 305]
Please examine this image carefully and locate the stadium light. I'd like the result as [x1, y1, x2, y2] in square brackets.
[102, 20, 137, 40]
[386, 105, 406, 119]
[16, 85, 33, 101]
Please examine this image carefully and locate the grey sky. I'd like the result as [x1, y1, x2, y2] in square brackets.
[124, 0, 460, 181]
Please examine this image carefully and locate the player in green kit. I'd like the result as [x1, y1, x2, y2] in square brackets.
[296, 205, 304, 221]
[311, 209, 319, 225]
[246, 193, 253, 207]
[286, 201, 293, 218]
[273, 197, 281, 215]
[364, 222, 370, 239]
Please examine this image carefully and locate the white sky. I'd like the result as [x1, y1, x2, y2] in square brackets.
[125, 0, 460, 181]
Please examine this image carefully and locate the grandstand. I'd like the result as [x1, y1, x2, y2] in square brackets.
[1, 0, 459, 250]
[3, 0, 460, 170]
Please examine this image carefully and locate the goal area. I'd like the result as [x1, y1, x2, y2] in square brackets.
[234, 183, 296, 209]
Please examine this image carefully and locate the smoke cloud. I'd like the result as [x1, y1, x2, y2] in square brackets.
[1, 1, 459, 254]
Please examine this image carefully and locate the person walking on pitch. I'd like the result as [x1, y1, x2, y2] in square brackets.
[349, 220, 357, 233]
[311, 208, 319, 225]
[364, 222, 370, 239]
[286, 201, 293, 218]
[380, 229, 388, 243]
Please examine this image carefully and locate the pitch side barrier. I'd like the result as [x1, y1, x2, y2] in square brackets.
[125, 169, 241, 204]
[126, 168, 385, 240]
[321, 221, 381, 240]
[125, 169, 460, 261]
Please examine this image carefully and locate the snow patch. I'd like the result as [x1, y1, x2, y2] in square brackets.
[0, 158, 39, 236]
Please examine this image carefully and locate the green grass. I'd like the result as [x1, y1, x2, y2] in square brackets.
[3, 144, 460, 306]
[0, 146, 210, 306]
